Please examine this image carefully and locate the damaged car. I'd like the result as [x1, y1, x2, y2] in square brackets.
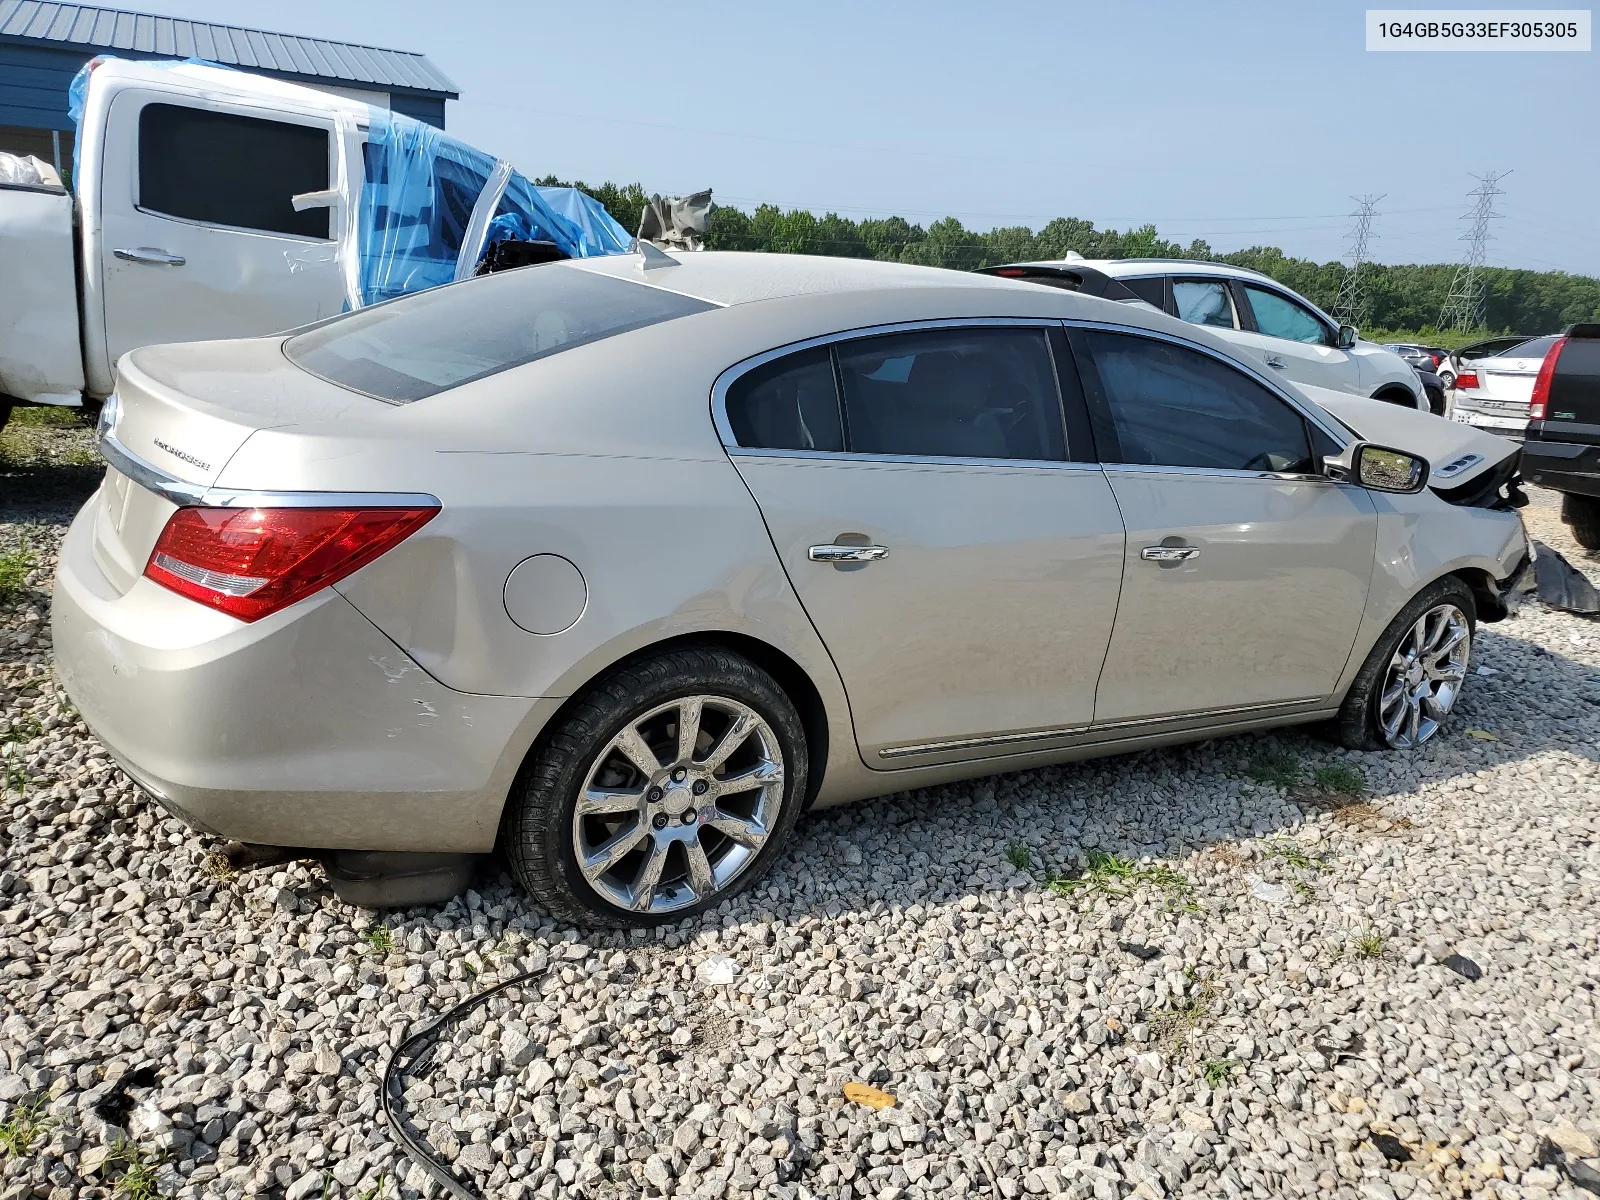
[53, 251, 1529, 925]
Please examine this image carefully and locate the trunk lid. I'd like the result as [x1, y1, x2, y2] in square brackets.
[92, 337, 382, 594]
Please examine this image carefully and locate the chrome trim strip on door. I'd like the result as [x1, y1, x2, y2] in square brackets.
[1089, 696, 1324, 733]
[728, 448, 1108, 472]
[877, 694, 1328, 760]
[878, 723, 1092, 760]
[98, 433, 441, 510]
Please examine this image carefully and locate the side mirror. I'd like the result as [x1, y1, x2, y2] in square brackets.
[1336, 324, 1359, 350]
[1326, 442, 1429, 493]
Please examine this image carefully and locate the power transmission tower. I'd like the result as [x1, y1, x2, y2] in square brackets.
[1438, 172, 1509, 333]
[1332, 194, 1383, 329]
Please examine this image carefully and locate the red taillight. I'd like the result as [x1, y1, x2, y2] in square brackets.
[1455, 370, 1479, 391]
[144, 505, 438, 621]
[992, 268, 1027, 277]
[1528, 336, 1568, 421]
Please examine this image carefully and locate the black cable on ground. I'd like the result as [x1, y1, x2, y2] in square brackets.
[381, 966, 552, 1200]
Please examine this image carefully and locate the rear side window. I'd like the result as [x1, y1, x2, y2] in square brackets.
[1121, 276, 1167, 310]
[725, 348, 844, 452]
[836, 328, 1066, 461]
[286, 267, 717, 402]
[139, 104, 330, 238]
[1081, 330, 1313, 473]
[1173, 279, 1236, 329]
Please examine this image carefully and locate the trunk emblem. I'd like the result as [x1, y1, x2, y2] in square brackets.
[152, 438, 212, 472]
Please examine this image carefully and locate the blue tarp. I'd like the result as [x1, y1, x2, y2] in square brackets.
[68, 57, 632, 307]
[358, 109, 630, 304]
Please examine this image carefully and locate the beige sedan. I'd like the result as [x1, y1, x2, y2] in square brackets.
[53, 251, 1529, 926]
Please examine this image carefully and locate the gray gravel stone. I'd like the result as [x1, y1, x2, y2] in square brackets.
[3, 433, 1598, 1200]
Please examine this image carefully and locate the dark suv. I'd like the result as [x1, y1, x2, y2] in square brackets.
[1522, 324, 1600, 548]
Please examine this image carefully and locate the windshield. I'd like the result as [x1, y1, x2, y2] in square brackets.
[285, 266, 717, 402]
[1492, 335, 1558, 361]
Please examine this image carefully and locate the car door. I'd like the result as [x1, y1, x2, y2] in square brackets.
[721, 323, 1127, 767]
[1069, 326, 1377, 726]
[96, 90, 349, 379]
[1229, 282, 1363, 395]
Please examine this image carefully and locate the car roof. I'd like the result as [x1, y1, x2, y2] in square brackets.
[566, 249, 1028, 308]
[1005, 258, 1277, 283]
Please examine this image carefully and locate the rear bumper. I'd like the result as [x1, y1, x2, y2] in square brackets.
[1523, 434, 1600, 499]
[1451, 401, 1528, 438]
[50, 501, 540, 853]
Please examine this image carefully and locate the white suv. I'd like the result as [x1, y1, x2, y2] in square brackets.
[982, 258, 1427, 410]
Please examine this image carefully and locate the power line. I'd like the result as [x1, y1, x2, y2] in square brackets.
[1331, 194, 1384, 328]
[1439, 172, 1510, 332]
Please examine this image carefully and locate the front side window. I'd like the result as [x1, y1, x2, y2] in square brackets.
[286, 266, 716, 402]
[1173, 279, 1236, 329]
[835, 328, 1066, 461]
[1082, 330, 1314, 473]
[1243, 286, 1329, 345]
[138, 103, 330, 238]
[725, 347, 844, 452]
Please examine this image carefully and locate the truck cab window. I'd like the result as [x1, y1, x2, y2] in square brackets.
[138, 103, 331, 239]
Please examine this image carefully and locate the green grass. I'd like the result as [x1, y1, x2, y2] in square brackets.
[0, 541, 32, 606]
[1048, 850, 1198, 912]
[1200, 1058, 1239, 1088]
[6, 405, 82, 429]
[1005, 842, 1031, 871]
[1151, 971, 1219, 1049]
[1313, 763, 1367, 797]
[0, 1095, 52, 1158]
[107, 1140, 163, 1200]
[363, 927, 394, 955]
[358, 1174, 388, 1200]
[1354, 931, 1386, 959]
[1262, 840, 1328, 872]
[1244, 751, 1303, 789]
[1, 714, 42, 745]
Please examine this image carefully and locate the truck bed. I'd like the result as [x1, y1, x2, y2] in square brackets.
[0, 180, 84, 407]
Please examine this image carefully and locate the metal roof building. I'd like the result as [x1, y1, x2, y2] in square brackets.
[0, 0, 458, 167]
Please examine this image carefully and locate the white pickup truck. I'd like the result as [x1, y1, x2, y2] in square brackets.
[0, 57, 628, 435]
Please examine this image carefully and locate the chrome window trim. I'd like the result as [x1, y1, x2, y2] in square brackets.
[710, 316, 1069, 455]
[1100, 463, 1345, 487]
[98, 432, 440, 510]
[878, 723, 1091, 760]
[727, 448, 1108, 473]
[711, 314, 1355, 465]
[1060, 316, 1355, 449]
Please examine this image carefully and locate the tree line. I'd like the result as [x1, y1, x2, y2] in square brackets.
[539, 178, 1600, 338]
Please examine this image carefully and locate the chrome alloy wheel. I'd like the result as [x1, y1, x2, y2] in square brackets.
[572, 696, 785, 914]
[1378, 603, 1470, 749]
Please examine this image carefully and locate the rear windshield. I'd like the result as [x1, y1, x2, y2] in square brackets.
[1493, 335, 1558, 360]
[284, 266, 717, 402]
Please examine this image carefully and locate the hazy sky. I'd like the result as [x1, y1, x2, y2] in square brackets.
[144, 0, 1598, 274]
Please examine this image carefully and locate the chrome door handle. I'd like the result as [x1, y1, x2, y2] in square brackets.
[1264, 356, 1287, 369]
[1141, 546, 1200, 562]
[113, 247, 186, 266]
[809, 544, 889, 563]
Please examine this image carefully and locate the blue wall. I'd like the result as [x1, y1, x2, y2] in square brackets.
[0, 37, 449, 132]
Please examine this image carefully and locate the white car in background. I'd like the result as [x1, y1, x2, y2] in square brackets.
[983, 258, 1428, 410]
[1450, 335, 1560, 437]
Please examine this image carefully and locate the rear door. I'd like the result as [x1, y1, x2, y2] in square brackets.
[96, 90, 348, 378]
[722, 323, 1127, 767]
[1070, 326, 1376, 726]
[1230, 281, 1364, 395]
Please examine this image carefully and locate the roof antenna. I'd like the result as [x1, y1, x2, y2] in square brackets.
[633, 240, 678, 271]
[1062, 250, 1086, 262]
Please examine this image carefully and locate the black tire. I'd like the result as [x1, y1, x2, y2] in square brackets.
[501, 646, 808, 928]
[1561, 493, 1600, 552]
[1335, 575, 1476, 751]
[0, 402, 11, 439]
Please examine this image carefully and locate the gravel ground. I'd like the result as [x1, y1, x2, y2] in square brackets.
[3, 417, 1598, 1200]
